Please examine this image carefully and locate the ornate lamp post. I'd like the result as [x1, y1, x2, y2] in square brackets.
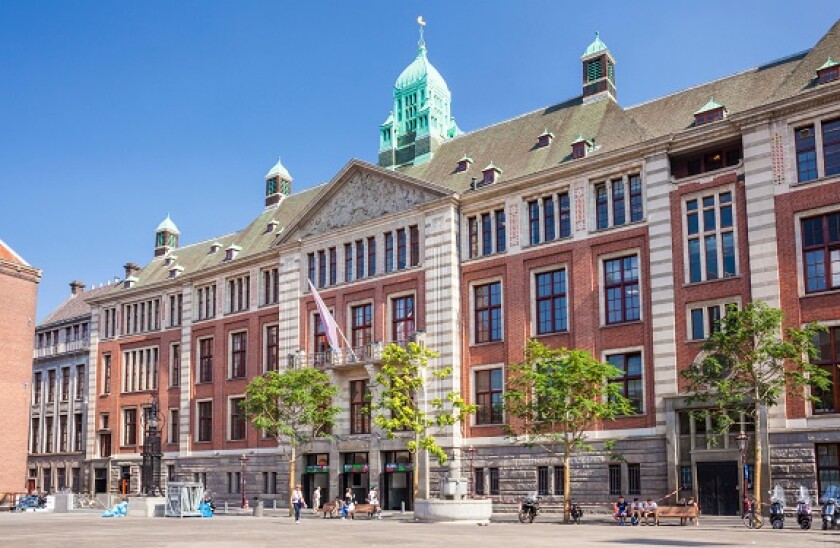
[141, 393, 163, 496]
[465, 446, 476, 498]
[239, 454, 250, 509]
[736, 430, 749, 513]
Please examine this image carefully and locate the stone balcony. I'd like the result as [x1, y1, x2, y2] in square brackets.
[34, 338, 90, 359]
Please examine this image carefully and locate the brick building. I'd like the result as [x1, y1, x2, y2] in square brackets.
[82, 20, 840, 514]
[0, 239, 41, 493]
[27, 281, 111, 494]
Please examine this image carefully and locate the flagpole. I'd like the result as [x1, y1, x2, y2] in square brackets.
[307, 279, 359, 361]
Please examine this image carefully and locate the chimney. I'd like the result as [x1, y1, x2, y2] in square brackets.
[124, 262, 140, 279]
[69, 280, 86, 296]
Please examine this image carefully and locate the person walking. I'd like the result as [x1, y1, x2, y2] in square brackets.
[291, 484, 306, 524]
[312, 486, 321, 515]
[368, 485, 381, 519]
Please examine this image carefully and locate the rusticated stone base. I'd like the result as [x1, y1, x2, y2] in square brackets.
[414, 498, 492, 524]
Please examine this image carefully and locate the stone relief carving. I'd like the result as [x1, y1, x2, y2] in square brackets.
[298, 172, 441, 238]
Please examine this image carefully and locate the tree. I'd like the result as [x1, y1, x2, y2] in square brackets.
[372, 342, 475, 501]
[681, 301, 827, 512]
[504, 340, 633, 523]
[241, 368, 339, 514]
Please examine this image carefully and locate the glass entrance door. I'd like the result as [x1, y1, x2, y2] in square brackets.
[383, 450, 413, 510]
[342, 452, 369, 504]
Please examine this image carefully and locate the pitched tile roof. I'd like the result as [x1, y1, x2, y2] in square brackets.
[0, 238, 31, 266]
[40, 283, 115, 326]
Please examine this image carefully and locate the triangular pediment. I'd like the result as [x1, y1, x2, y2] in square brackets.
[278, 160, 453, 243]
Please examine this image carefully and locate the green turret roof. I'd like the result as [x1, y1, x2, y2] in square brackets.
[582, 32, 608, 57]
[266, 156, 292, 181]
[694, 97, 725, 115]
[818, 57, 840, 71]
[156, 214, 179, 234]
[395, 44, 450, 92]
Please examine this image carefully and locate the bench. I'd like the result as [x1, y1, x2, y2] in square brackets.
[0, 494, 20, 512]
[657, 506, 698, 525]
[321, 502, 340, 518]
[349, 503, 377, 519]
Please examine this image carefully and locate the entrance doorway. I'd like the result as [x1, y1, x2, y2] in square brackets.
[696, 461, 738, 515]
[382, 450, 413, 510]
[342, 452, 369, 504]
[94, 468, 108, 493]
[303, 453, 330, 509]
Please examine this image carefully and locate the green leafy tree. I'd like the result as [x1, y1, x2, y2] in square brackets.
[372, 342, 476, 501]
[504, 340, 633, 523]
[682, 302, 827, 511]
[241, 368, 339, 514]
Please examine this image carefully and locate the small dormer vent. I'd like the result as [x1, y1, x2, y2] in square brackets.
[266, 219, 280, 234]
[817, 57, 840, 84]
[209, 242, 222, 254]
[456, 154, 473, 173]
[481, 163, 502, 186]
[225, 244, 242, 261]
[694, 98, 727, 126]
[168, 265, 184, 279]
[537, 129, 554, 148]
[571, 134, 593, 160]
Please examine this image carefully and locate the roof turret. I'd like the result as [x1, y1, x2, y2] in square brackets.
[156, 214, 179, 234]
[582, 31, 609, 58]
[266, 156, 292, 181]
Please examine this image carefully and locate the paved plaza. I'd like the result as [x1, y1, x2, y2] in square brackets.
[1, 512, 839, 547]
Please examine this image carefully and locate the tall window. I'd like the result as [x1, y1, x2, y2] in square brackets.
[392, 296, 415, 343]
[385, 232, 395, 272]
[397, 228, 407, 269]
[329, 247, 337, 285]
[308, 253, 316, 285]
[230, 332, 247, 379]
[628, 463, 641, 495]
[409, 225, 420, 266]
[121, 347, 159, 393]
[262, 267, 279, 305]
[824, 119, 840, 178]
[481, 213, 492, 255]
[795, 125, 820, 183]
[812, 327, 840, 414]
[123, 408, 137, 446]
[45, 417, 54, 452]
[608, 464, 622, 495]
[350, 380, 370, 434]
[61, 367, 70, 401]
[608, 352, 643, 413]
[229, 398, 246, 441]
[686, 191, 736, 283]
[226, 275, 250, 313]
[688, 302, 736, 341]
[344, 243, 353, 282]
[529, 200, 540, 244]
[537, 466, 550, 496]
[595, 175, 643, 230]
[544, 197, 556, 241]
[356, 240, 365, 280]
[198, 338, 213, 383]
[48, 370, 56, 402]
[169, 409, 179, 444]
[351, 304, 373, 349]
[73, 413, 83, 451]
[313, 313, 329, 355]
[475, 368, 503, 425]
[102, 355, 111, 394]
[170, 344, 180, 387]
[59, 415, 68, 451]
[318, 250, 327, 288]
[468, 210, 506, 257]
[535, 269, 567, 334]
[33, 372, 42, 404]
[817, 444, 840, 497]
[489, 468, 500, 495]
[197, 401, 213, 442]
[468, 217, 479, 259]
[474, 468, 485, 496]
[474, 282, 502, 343]
[196, 284, 217, 321]
[604, 255, 640, 324]
[368, 237, 377, 275]
[75, 365, 85, 399]
[495, 210, 506, 253]
[801, 212, 840, 293]
[265, 325, 279, 372]
[553, 466, 565, 496]
[169, 293, 183, 327]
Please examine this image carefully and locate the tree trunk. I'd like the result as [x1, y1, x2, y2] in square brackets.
[413, 432, 420, 502]
[288, 444, 296, 517]
[753, 406, 763, 514]
[563, 443, 572, 524]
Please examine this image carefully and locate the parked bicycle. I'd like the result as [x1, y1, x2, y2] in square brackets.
[742, 495, 763, 529]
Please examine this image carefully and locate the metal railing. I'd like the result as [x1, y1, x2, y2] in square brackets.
[34, 338, 90, 358]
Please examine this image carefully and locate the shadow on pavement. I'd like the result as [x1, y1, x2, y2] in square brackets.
[602, 541, 735, 547]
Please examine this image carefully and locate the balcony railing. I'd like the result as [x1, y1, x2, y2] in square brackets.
[288, 342, 385, 369]
[34, 338, 90, 358]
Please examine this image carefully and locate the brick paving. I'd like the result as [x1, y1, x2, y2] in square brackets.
[2, 511, 840, 547]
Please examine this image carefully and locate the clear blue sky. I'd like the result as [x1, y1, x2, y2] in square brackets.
[2, 1, 838, 322]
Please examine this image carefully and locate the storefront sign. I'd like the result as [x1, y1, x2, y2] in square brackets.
[385, 463, 413, 473]
[305, 465, 329, 473]
[342, 464, 369, 473]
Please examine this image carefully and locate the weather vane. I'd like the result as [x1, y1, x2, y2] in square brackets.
[417, 15, 426, 48]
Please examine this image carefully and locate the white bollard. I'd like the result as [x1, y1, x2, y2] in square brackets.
[273, 500, 277, 510]
[224, 501, 229, 514]
[401, 501, 405, 514]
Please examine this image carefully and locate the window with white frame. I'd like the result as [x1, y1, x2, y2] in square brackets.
[226, 274, 250, 314]
[122, 408, 137, 446]
[527, 192, 571, 245]
[685, 190, 736, 283]
[229, 331, 247, 379]
[594, 174, 643, 230]
[121, 346, 159, 393]
[794, 117, 840, 183]
[121, 298, 161, 335]
[229, 397, 246, 441]
[261, 267, 279, 305]
[264, 324, 279, 372]
[169, 293, 182, 327]
[474, 281, 503, 343]
[169, 343, 180, 387]
[603, 254, 640, 325]
[533, 268, 568, 335]
[169, 408, 179, 444]
[474, 367, 504, 425]
[196, 400, 212, 443]
[196, 283, 217, 321]
[103, 307, 117, 338]
[687, 301, 738, 341]
[467, 208, 506, 258]
[606, 351, 643, 413]
[801, 211, 840, 293]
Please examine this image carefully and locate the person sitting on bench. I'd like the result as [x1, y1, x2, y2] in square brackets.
[681, 497, 698, 525]
[613, 496, 630, 525]
[643, 498, 660, 526]
[630, 497, 644, 525]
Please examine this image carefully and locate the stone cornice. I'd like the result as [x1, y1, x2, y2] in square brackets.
[0, 259, 41, 283]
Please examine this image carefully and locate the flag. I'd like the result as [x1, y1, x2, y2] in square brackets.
[307, 280, 341, 353]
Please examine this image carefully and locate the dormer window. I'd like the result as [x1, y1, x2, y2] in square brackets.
[817, 58, 840, 85]
[481, 163, 502, 186]
[571, 135, 592, 160]
[266, 219, 280, 233]
[169, 265, 184, 279]
[456, 154, 473, 173]
[164, 254, 178, 267]
[537, 130, 554, 148]
[225, 245, 242, 262]
[694, 98, 727, 126]
[123, 276, 138, 289]
[210, 242, 222, 254]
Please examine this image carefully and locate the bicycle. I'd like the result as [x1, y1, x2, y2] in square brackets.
[742, 495, 763, 529]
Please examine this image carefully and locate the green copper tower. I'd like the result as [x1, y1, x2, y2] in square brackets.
[379, 17, 460, 168]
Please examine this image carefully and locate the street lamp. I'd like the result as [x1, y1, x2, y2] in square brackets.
[465, 446, 476, 498]
[736, 430, 749, 513]
[141, 392, 163, 496]
[239, 454, 250, 509]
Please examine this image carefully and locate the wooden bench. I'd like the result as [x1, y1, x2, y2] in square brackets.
[656, 506, 698, 525]
[349, 503, 377, 519]
[0, 493, 19, 512]
[321, 502, 340, 518]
